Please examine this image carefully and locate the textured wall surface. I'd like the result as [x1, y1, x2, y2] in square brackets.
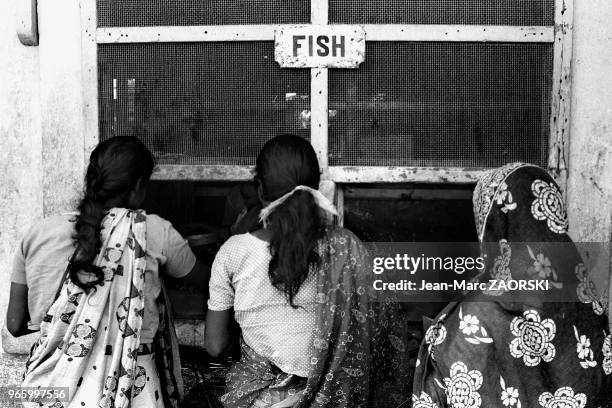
[567, 0, 612, 294]
[0, 0, 43, 370]
[0, 0, 86, 384]
[38, 0, 85, 216]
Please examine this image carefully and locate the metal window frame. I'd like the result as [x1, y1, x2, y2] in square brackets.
[81, 0, 572, 188]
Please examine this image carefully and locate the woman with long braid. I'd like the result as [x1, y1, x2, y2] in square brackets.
[7, 136, 209, 407]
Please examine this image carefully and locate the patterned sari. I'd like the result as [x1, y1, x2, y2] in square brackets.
[22, 209, 182, 408]
[412, 163, 611, 408]
[221, 226, 413, 408]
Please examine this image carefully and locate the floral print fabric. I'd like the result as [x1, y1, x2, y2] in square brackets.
[221, 340, 307, 407]
[413, 164, 611, 408]
[509, 310, 556, 367]
[22, 209, 182, 408]
[221, 226, 413, 407]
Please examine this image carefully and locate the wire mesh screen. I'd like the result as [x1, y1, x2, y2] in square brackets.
[329, 42, 553, 168]
[97, 0, 310, 27]
[330, 0, 554, 25]
[98, 42, 310, 165]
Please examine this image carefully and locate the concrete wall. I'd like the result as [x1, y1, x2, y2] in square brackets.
[0, 0, 43, 385]
[38, 0, 86, 216]
[0, 0, 86, 385]
[567, 0, 612, 297]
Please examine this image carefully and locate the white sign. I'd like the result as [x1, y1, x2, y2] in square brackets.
[275, 25, 366, 69]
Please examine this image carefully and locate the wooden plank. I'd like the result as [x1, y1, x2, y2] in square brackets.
[153, 165, 472, 198]
[153, 164, 485, 185]
[310, 0, 329, 179]
[548, 0, 573, 194]
[80, 0, 99, 162]
[151, 165, 254, 181]
[97, 25, 275, 43]
[311, 68, 329, 177]
[311, 0, 328, 25]
[329, 166, 487, 184]
[96, 24, 554, 44]
[365, 24, 554, 42]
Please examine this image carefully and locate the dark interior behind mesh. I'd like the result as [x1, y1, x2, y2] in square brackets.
[329, 0, 554, 25]
[329, 42, 553, 167]
[98, 42, 310, 165]
[97, 0, 310, 27]
[97, 0, 553, 27]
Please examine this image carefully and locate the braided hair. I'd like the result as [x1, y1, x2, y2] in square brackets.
[255, 134, 325, 307]
[70, 136, 155, 291]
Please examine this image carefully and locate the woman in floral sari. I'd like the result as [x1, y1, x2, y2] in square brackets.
[412, 163, 611, 408]
[205, 134, 412, 407]
[7, 137, 209, 407]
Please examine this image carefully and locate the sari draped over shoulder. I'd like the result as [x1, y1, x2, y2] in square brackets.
[413, 163, 611, 408]
[221, 226, 413, 408]
[22, 208, 182, 408]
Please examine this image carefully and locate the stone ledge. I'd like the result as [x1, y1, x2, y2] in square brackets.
[1, 326, 37, 355]
[0, 353, 27, 387]
[175, 319, 205, 348]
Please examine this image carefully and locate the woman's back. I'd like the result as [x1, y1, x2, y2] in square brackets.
[205, 135, 413, 407]
[12, 212, 196, 343]
[12, 214, 76, 331]
[209, 232, 317, 377]
[11, 137, 209, 408]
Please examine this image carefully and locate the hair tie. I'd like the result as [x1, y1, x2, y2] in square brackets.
[259, 185, 338, 227]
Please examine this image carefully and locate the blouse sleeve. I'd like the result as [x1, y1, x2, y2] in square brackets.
[10, 239, 27, 285]
[163, 224, 197, 279]
[207, 238, 236, 311]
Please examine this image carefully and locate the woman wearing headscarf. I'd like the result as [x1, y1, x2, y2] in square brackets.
[205, 134, 412, 408]
[412, 163, 611, 408]
[7, 136, 210, 408]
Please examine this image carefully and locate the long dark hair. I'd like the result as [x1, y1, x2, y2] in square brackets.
[70, 136, 155, 291]
[255, 134, 326, 307]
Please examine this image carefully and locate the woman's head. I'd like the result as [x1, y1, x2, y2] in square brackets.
[84, 136, 155, 209]
[71, 136, 155, 291]
[473, 163, 569, 244]
[255, 134, 320, 201]
[472, 163, 581, 302]
[255, 134, 325, 307]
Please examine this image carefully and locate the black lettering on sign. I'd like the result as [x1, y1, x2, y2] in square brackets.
[293, 35, 305, 57]
[308, 35, 313, 56]
[332, 35, 345, 57]
[317, 35, 329, 57]
[291, 34, 347, 58]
